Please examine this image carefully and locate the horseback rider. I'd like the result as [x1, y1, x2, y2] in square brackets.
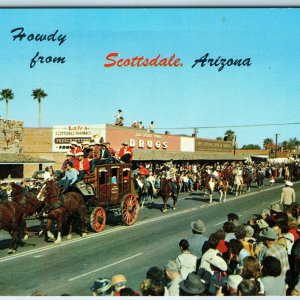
[164, 160, 178, 194]
[138, 164, 150, 193]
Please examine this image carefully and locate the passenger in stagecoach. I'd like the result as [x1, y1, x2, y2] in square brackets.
[119, 141, 133, 163]
[99, 142, 113, 164]
[81, 141, 91, 158]
[61, 151, 75, 171]
[69, 141, 83, 155]
[57, 161, 78, 193]
[74, 152, 90, 181]
[106, 142, 117, 161]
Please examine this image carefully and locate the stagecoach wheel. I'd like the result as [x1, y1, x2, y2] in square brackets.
[121, 193, 139, 226]
[89, 207, 106, 232]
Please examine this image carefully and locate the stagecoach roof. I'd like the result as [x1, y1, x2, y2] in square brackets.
[0, 153, 55, 164]
[133, 150, 246, 162]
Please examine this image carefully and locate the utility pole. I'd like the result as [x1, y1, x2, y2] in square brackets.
[233, 135, 237, 155]
[275, 133, 280, 158]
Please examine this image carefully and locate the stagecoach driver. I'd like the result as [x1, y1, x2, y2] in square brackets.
[57, 161, 78, 193]
[118, 142, 133, 163]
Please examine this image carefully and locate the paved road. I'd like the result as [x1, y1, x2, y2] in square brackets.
[0, 180, 299, 295]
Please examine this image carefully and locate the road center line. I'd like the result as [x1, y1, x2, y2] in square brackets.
[68, 252, 144, 281]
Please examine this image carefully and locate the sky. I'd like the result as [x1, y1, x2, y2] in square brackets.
[0, 8, 299, 148]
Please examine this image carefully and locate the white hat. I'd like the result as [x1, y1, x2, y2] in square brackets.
[82, 141, 90, 145]
[75, 152, 84, 156]
[208, 255, 227, 271]
[70, 141, 78, 146]
[66, 151, 75, 156]
[121, 141, 128, 146]
[228, 275, 243, 290]
[285, 180, 293, 187]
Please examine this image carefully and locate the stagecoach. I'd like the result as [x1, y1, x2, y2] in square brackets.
[75, 163, 139, 232]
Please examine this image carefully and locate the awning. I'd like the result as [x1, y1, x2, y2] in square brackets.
[0, 153, 55, 164]
[133, 150, 246, 161]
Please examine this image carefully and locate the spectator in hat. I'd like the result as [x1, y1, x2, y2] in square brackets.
[111, 274, 127, 296]
[281, 181, 296, 211]
[74, 152, 90, 181]
[176, 239, 197, 279]
[164, 260, 183, 296]
[226, 274, 243, 295]
[259, 227, 290, 276]
[90, 277, 114, 296]
[179, 272, 206, 296]
[200, 232, 222, 274]
[261, 256, 286, 296]
[186, 219, 209, 267]
[118, 142, 133, 163]
[207, 254, 228, 295]
[57, 161, 78, 193]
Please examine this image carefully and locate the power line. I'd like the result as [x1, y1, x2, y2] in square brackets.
[154, 122, 300, 130]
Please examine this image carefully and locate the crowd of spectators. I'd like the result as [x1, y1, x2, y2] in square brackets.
[89, 201, 300, 296]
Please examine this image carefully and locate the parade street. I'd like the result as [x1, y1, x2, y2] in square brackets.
[0, 180, 298, 296]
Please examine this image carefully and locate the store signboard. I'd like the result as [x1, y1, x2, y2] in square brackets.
[195, 138, 233, 153]
[52, 124, 106, 152]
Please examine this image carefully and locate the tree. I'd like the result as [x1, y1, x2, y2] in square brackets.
[263, 138, 274, 149]
[224, 130, 235, 141]
[241, 144, 261, 150]
[0, 88, 14, 119]
[32, 88, 47, 127]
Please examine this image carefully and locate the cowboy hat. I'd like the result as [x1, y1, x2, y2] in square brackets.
[121, 142, 128, 146]
[191, 219, 206, 233]
[259, 227, 278, 240]
[208, 255, 228, 271]
[285, 180, 293, 187]
[270, 203, 282, 213]
[179, 273, 205, 295]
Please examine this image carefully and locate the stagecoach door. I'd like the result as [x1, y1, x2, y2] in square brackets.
[110, 166, 120, 205]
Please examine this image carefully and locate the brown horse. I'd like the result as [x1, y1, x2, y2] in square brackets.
[242, 168, 252, 193]
[159, 178, 179, 213]
[38, 180, 88, 244]
[216, 177, 229, 202]
[9, 182, 45, 239]
[0, 201, 24, 254]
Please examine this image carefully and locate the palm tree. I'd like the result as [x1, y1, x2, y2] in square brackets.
[0, 88, 14, 119]
[263, 138, 274, 149]
[32, 88, 47, 127]
[224, 129, 235, 141]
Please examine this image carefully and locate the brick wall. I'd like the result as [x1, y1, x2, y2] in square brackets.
[23, 127, 65, 177]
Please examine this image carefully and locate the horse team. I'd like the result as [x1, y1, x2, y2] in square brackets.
[1, 161, 300, 254]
